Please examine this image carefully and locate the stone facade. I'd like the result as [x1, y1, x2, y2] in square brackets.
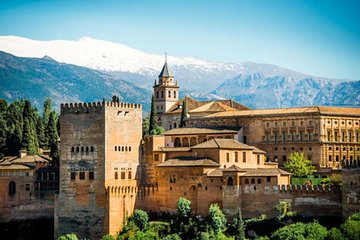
[55, 101, 142, 239]
[0, 153, 56, 223]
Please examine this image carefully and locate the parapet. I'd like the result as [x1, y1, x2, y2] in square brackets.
[278, 184, 341, 194]
[60, 101, 142, 114]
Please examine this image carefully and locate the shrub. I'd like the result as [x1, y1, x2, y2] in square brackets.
[57, 233, 78, 240]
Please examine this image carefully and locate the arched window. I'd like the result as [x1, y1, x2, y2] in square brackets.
[161, 91, 164, 98]
[190, 137, 197, 146]
[86, 146, 89, 152]
[156, 91, 159, 98]
[81, 147, 84, 152]
[245, 179, 249, 184]
[91, 146, 94, 152]
[9, 181, 16, 196]
[122, 146, 125, 151]
[257, 178, 262, 184]
[168, 90, 171, 98]
[76, 147, 79, 152]
[71, 147, 74, 152]
[174, 91, 176, 98]
[115, 146, 117, 151]
[129, 146, 132, 152]
[174, 137, 181, 147]
[174, 122, 177, 128]
[251, 178, 255, 184]
[125, 146, 128, 151]
[227, 177, 234, 186]
[183, 137, 189, 147]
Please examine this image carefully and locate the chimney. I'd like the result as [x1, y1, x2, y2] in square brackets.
[19, 150, 27, 158]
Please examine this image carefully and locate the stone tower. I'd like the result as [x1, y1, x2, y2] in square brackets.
[55, 101, 142, 239]
[153, 57, 179, 117]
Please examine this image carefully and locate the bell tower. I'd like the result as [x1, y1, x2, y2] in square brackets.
[153, 54, 179, 116]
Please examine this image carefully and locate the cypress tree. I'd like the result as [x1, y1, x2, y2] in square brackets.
[0, 114, 7, 158]
[112, 95, 120, 103]
[42, 98, 52, 146]
[22, 100, 39, 154]
[6, 100, 24, 155]
[233, 208, 245, 240]
[149, 95, 158, 135]
[36, 114, 46, 148]
[179, 97, 188, 128]
[47, 111, 59, 165]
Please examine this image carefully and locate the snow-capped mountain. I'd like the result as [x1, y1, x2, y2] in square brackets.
[0, 35, 359, 109]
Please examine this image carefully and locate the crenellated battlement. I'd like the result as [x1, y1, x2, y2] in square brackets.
[278, 184, 341, 194]
[106, 184, 157, 198]
[60, 101, 142, 114]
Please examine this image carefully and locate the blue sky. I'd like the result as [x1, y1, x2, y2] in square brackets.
[0, 0, 359, 79]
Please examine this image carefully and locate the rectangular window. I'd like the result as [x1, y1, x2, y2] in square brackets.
[274, 132, 278, 143]
[243, 136, 247, 144]
[291, 132, 295, 142]
[71, 172, 76, 180]
[25, 184, 30, 191]
[226, 153, 230, 162]
[89, 172, 94, 180]
[341, 131, 345, 142]
[257, 155, 260, 164]
[283, 155, 287, 162]
[154, 154, 159, 161]
[336, 155, 339, 162]
[121, 172, 126, 179]
[282, 131, 286, 143]
[334, 131, 338, 141]
[234, 152, 238, 162]
[356, 131, 359, 142]
[79, 172, 85, 180]
[115, 172, 118, 180]
[267, 176, 271, 182]
[327, 130, 331, 141]
[299, 131, 304, 142]
[265, 133, 269, 143]
[329, 156, 332, 161]
[348, 131, 352, 142]
[308, 132, 311, 141]
[128, 171, 132, 179]
[243, 152, 246, 163]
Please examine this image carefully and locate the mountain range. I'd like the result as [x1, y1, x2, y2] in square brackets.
[0, 35, 359, 111]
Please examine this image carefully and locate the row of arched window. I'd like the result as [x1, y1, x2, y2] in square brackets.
[114, 146, 132, 152]
[71, 146, 95, 153]
[156, 90, 177, 99]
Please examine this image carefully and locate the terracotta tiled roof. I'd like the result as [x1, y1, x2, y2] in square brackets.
[0, 164, 34, 170]
[241, 168, 291, 176]
[206, 169, 223, 177]
[156, 147, 191, 152]
[162, 127, 240, 136]
[166, 96, 249, 114]
[191, 138, 259, 151]
[157, 157, 220, 167]
[205, 106, 360, 118]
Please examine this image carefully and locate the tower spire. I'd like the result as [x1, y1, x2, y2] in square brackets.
[164, 50, 167, 63]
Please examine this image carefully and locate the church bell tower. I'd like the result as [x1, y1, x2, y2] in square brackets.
[153, 54, 179, 116]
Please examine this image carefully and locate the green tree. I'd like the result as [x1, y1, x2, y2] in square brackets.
[47, 111, 59, 165]
[341, 213, 360, 240]
[112, 95, 120, 103]
[179, 97, 188, 128]
[0, 114, 7, 158]
[326, 227, 344, 240]
[149, 95, 158, 135]
[284, 152, 316, 177]
[271, 221, 327, 240]
[131, 209, 149, 230]
[101, 234, 115, 240]
[36, 114, 46, 148]
[6, 100, 24, 155]
[42, 98, 52, 145]
[148, 95, 165, 135]
[0, 98, 8, 114]
[142, 117, 150, 137]
[177, 197, 192, 218]
[21, 100, 39, 154]
[163, 233, 181, 240]
[208, 203, 227, 234]
[57, 233, 78, 240]
[233, 208, 245, 240]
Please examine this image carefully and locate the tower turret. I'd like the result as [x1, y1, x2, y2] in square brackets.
[153, 55, 179, 118]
